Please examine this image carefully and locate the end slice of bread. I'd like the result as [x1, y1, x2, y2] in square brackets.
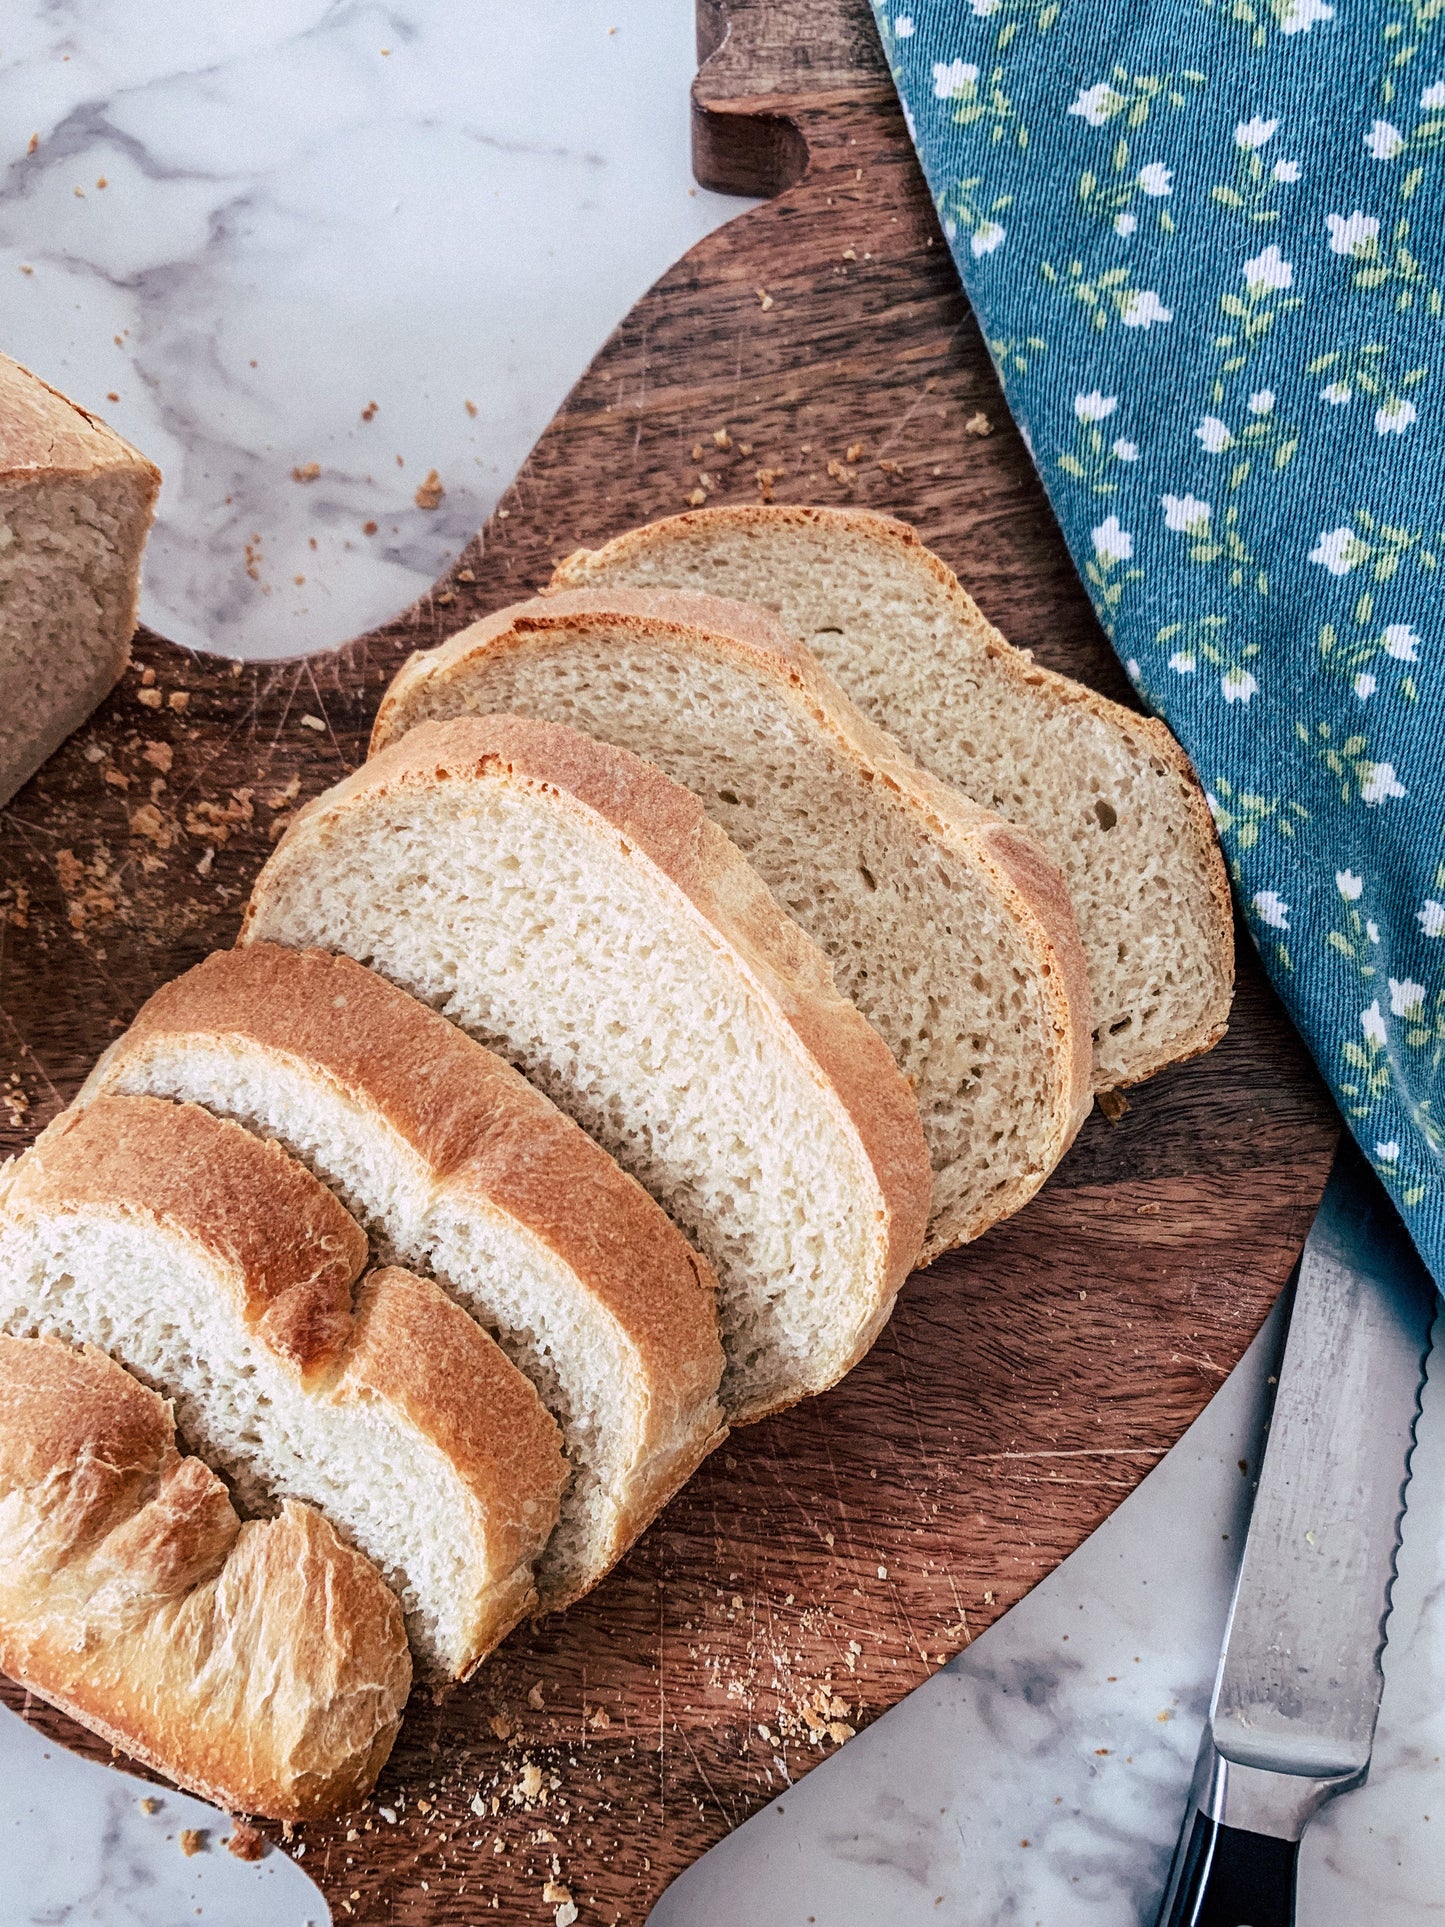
[0, 1333, 411, 1821]
[373, 586, 1093, 1257]
[0, 354, 160, 807]
[83, 943, 726, 1613]
[0, 1096, 568, 1681]
[242, 714, 933, 1425]
[550, 505, 1234, 1092]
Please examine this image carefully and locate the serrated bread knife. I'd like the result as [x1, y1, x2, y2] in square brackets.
[1156, 1135, 1436, 1926]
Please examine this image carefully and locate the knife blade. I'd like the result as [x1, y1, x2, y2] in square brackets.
[1155, 1133, 1436, 1926]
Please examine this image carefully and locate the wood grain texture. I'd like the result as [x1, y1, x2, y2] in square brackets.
[0, 0, 1338, 1918]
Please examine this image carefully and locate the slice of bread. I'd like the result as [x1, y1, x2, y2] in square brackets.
[82, 944, 726, 1613]
[0, 354, 160, 807]
[373, 587, 1093, 1257]
[0, 1333, 411, 1821]
[0, 1095, 568, 1681]
[242, 715, 932, 1425]
[551, 506, 1234, 1091]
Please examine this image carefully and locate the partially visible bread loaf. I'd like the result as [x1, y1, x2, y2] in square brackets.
[373, 587, 1093, 1258]
[242, 715, 932, 1425]
[0, 1096, 568, 1681]
[0, 1334, 411, 1821]
[83, 944, 726, 1613]
[0, 355, 160, 807]
[550, 505, 1234, 1091]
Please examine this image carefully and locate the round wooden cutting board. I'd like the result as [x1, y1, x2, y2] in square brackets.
[0, 1, 1337, 1919]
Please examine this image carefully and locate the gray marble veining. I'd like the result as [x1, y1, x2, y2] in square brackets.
[0, 1, 750, 660]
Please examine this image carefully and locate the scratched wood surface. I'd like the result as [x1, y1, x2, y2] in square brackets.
[0, 2, 1339, 1920]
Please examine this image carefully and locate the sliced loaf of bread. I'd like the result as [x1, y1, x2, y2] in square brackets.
[373, 587, 1093, 1257]
[82, 943, 726, 1613]
[0, 355, 161, 807]
[0, 1095, 568, 1681]
[551, 506, 1234, 1091]
[0, 1334, 411, 1821]
[242, 715, 933, 1425]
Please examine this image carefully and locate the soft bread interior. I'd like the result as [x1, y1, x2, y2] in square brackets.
[0, 1207, 485, 1677]
[244, 766, 895, 1424]
[377, 611, 1087, 1254]
[94, 1029, 666, 1610]
[552, 511, 1233, 1089]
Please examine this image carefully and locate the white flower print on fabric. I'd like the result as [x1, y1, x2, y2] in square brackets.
[1223, 667, 1259, 703]
[894, 14, 915, 34]
[1365, 119, 1405, 162]
[1120, 290, 1172, 327]
[1321, 381, 1353, 405]
[1378, 1141, 1402, 1162]
[1115, 212, 1138, 236]
[1113, 437, 1139, 460]
[1376, 397, 1417, 434]
[1337, 871, 1365, 900]
[1368, 920, 1382, 944]
[1091, 514, 1134, 563]
[1382, 625, 1420, 660]
[1280, 0, 1335, 32]
[1362, 1000, 1388, 1045]
[1069, 82, 1121, 127]
[1422, 81, 1445, 111]
[1361, 762, 1407, 804]
[1355, 671, 1378, 699]
[1196, 416, 1235, 453]
[1162, 493, 1212, 532]
[1236, 117, 1278, 149]
[1273, 157, 1302, 182]
[1254, 889, 1290, 927]
[1138, 162, 1173, 196]
[1327, 211, 1381, 257]
[1243, 245, 1293, 293]
[934, 59, 979, 98]
[1170, 650, 1196, 672]
[1390, 977, 1426, 1016]
[1075, 390, 1118, 421]
[1419, 902, 1445, 938]
[1249, 390, 1276, 414]
[972, 221, 1007, 256]
[970, 0, 1000, 14]
[1309, 526, 1364, 574]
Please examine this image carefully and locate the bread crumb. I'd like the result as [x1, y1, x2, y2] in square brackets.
[756, 289, 773, 310]
[143, 741, 174, 773]
[1096, 1089, 1130, 1123]
[465, 399, 478, 417]
[139, 1796, 160, 1815]
[362, 520, 378, 535]
[876, 458, 904, 477]
[964, 412, 992, 437]
[489, 1713, 513, 1741]
[686, 487, 707, 508]
[457, 567, 476, 583]
[543, 1880, 571, 1903]
[291, 462, 321, 483]
[414, 469, 444, 510]
[226, 1823, 265, 1862]
[168, 690, 189, 712]
[826, 459, 856, 486]
[712, 428, 732, 449]
[845, 441, 865, 463]
[137, 686, 162, 708]
[690, 443, 704, 463]
[528, 1682, 545, 1709]
[361, 401, 378, 422]
[556, 1905, 578, 1927]
[179, 1828, 206, 1857]
[27, 133, 38, 154]
[300, 714, 326, 732]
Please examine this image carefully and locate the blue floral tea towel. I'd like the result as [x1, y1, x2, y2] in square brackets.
[873, 0, 1445, 1281]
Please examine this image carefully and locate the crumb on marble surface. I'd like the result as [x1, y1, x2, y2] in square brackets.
[179, 1827, 206, 1856]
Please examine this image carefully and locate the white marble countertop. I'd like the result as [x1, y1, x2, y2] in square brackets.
[4, 6, 1445, 1923]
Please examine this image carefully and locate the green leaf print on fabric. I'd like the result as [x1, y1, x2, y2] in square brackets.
[875, 0, 1445, 1278]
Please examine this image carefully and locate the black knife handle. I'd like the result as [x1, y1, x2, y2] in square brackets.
[1158, 1809, 1298, 1927]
